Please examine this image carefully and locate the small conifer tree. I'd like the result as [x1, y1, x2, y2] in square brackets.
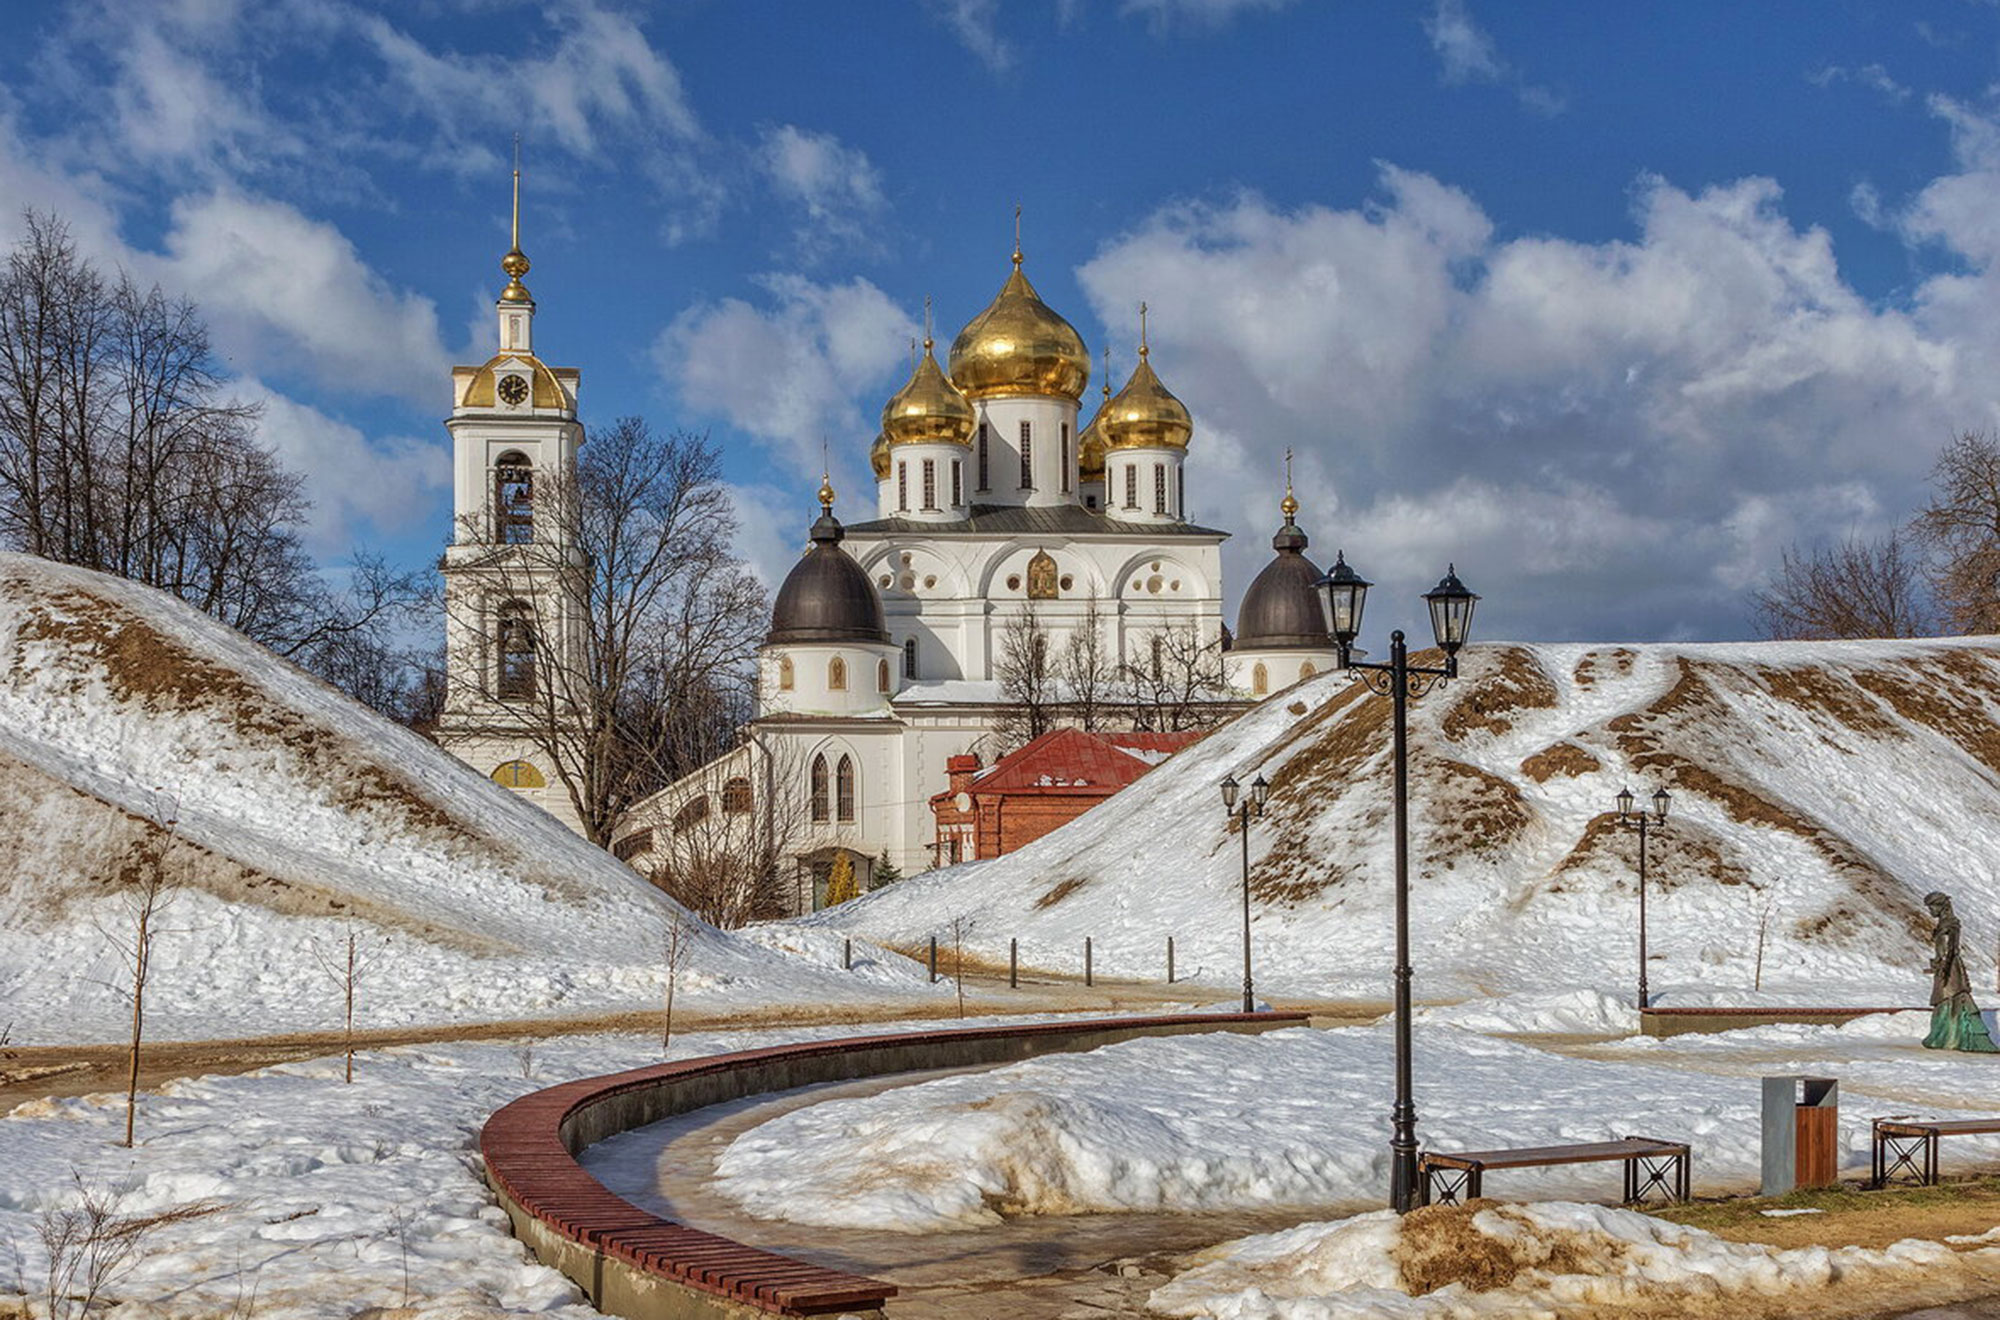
[872, 850, 902, 889]
[824, 853, 860, 906]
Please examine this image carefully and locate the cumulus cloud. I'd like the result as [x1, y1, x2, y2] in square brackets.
[926, 0, 1015, 72]
[1117, 0, 1298, 31]
[657, 274, 917, 476]
[758, 126, 889, 260]
[1078, 158, 1998, 641]
[1422, 0, 1563, 115]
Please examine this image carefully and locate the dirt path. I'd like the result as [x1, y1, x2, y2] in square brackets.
[0, 980, 1378, 1108]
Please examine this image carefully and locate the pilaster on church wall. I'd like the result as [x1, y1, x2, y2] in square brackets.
[969, 394, 1082, 509]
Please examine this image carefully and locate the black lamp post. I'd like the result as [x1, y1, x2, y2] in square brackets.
[1314, 553, 1480, 1216]
[1616, 785, 1671, 1010]
[1220, 773, 1271, 1014]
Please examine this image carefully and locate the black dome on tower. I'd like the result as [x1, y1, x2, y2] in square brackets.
[766, 486, 889, 645]
[1234, 495, 1333, 650]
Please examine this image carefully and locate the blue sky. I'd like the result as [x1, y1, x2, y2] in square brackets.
[6, 0, 2000, 644]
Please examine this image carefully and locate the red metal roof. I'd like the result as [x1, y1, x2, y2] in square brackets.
[938, 727, 1202, 799]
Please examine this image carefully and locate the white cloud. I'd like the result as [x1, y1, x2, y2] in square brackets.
[1807, 63, 1913, 103]
[1079, 160, 1994, 640]
[1422, 0, 1563, 116]
[1118, 0, 1297, 30]
[657, 275, 917, 475]
[926, 0, 1015, 72]
[153, 190, 453, 406]
[757, 126, 889, 260]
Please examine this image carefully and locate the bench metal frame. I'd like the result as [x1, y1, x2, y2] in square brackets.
[1867, 1116, 2000, 1188]
[1419, 1135, 1691, 1208]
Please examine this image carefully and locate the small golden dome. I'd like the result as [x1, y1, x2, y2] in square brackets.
[1101, 348, 1192, 451]
[948, 255, 1090, 402]
[882, 338, 975, 448]
[869, 432, 891, 479]
[1077, 369, 1111, 482]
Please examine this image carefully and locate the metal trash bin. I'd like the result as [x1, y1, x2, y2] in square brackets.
[1761, 1075, 1838, 1196]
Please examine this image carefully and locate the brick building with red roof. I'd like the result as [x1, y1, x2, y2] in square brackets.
[929, 727, 1205, 865]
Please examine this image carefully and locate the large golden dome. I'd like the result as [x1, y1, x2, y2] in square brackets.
[948, 254, 1091, 402]
[882, 339, 975, 447]
[1101, 345, 1192, 450]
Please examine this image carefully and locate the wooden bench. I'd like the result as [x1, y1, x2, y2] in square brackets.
[1872, 1116, 2000, 1187]
[1419, 1137, 1691, 1207]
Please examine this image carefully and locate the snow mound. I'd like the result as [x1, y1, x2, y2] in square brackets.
[1150, 1200, 1972, 1318]
[1414, 989, 1639, 1036]
[808, 639, 2000, 1006]
[0, 554, 908, 1042]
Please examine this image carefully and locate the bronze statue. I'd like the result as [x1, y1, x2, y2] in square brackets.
[1924, 891, 1999, 1053]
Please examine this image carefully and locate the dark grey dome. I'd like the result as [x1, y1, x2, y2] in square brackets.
[766, 507, 888, 645]
[1235, 516, 1333, 649]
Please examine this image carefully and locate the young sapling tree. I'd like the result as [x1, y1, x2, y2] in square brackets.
[309, 923, 379, 1083]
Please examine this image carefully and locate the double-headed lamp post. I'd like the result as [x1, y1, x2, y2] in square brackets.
[1314, 553, 1480, 1216]
[1616, 786, 1671, 1010]
[1219, 773, 1271, 1014]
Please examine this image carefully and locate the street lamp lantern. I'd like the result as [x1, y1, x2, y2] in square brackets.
[1652, 787, 1671, 822]
[1220, 774, 1240, 812]
[1617, 785, 1670, 1012]
[1423, 565, 1480, 658]
[1318, 551, 1372, 659]
[1251, 774, 1271, 808]
[1616, 786, 1635, 818]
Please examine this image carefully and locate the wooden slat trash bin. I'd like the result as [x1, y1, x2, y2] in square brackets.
[1871, 1116, 2000, 1187]
[1762, 1076, 1838, 1195]
[1418, 1136, 1691, 1207]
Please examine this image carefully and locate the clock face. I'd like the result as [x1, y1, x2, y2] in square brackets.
[498, 374, 529, 406]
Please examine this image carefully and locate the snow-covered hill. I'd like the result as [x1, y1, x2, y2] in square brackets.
[809, 639, 2000, 1007]
[0, 554, 929, 1043]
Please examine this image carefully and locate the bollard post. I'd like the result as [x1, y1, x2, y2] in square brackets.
[1167, 935, 1175, 984]
[843, 938, 852, 971]
[1009, 937, 1018, 988]
[1085, 937, 1093, 987]
[929, 936, 937, 984]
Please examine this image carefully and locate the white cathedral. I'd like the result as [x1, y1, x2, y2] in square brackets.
[436, 182, 1342, 910]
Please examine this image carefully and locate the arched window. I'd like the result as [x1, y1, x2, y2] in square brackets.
[1252, 662, 1269, 696]
[1154, 463, 1167, 514]
[491, 760, 545, 788]
[496, 603, 536, 701]
[836, 755, 856, 822]
[778, 655, 795, 690]
[495, 452, 534, 543]
[722, 777, 753, 814]
[828, 655, 847, 691]
[673, 795, 711, 834]
[903, 638, 917, 678]
[1299, 660, 1317, 682]
[977, 423, 989, 490]
[877, 658, 890, 692]
[612, 828, 652, 862]
[810, 755, 829, 822]
[1124, 465, 1138, 509]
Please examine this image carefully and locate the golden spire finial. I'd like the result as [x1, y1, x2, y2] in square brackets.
[1281, 447, 1299, 523]
[818, 439, 834, 509]
[500, 134, 533, 303]
[923, 294, 934, 351]
[1012, 203, 1023, 267]
[1101, 346, 1111, 402]
[1138, 301, 1150, 360]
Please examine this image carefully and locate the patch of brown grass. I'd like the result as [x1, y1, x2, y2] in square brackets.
[1395, 1200, 1627, 1296]
[1035, 876, 1089, 909]
[1548, 812, 1752, 892]
[1751, 664, 1898, 739]
[1441, 646, 1558, 741]
[1520, 741, 1600, 782]
[1574, 647, 1637, 688]
[1424, 756, 1531, 863]
[1854, 654, 2000, 778]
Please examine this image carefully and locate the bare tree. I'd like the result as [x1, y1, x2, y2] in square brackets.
[1912, 430, 2000, 633]
[1754, 894, 1777, 992]
[1749, 531, 1933, 640]
[632, 736, 821, 925]
[309, 924, 378, 1084]
[949, 915, 969, 1019]
[35, 1171, 216, 1320]
[96, 792, 179, 1148]
[1120, 622, 1232, 732]
[445, 419, 765, 845]
[1058, 593, 1115, 733]
[661, 908, 693, 1051]
[993, 602, 1058, 750]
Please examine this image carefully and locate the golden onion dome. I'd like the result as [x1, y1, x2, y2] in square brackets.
[1077, 368, 1111, 482]
[1101, 344, 1192, 450]
[869, 431, 891, 479]
[881, 338, 975, 447]
[948, 252, 1091, 402]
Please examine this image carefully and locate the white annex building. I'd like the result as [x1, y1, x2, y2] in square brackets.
[434, 188, 1343, 909]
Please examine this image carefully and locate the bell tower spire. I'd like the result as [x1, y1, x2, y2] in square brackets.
[497, 136, 535, 354]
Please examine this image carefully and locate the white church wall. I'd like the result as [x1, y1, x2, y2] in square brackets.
[757, 642, 901, 717]
[969, 395, 1081, 508]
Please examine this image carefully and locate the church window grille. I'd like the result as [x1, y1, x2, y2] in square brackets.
[810, 755, 829, 822]
[977, 424, 989, 491]
[836, 755, 856, 821]
[495, 453, 534, 544]
[877, 657, 890, 691]
[897, 462, 908, 512]
[673, 796, 710, 834]
[903, 638, 917, 678]
[778, 655, 794, 690]
[1252, 662, 1269, 696]
[1061, 424, 1072, 493]
[951, 460, 962, 507]
[723, 777, 753, 813]
[496, 603, 536, 701]
[1178, 467, 1186, 518]
[922, 459, 937, 510]
[1124, 465, 1137, 510]
[1019, 422, 1033, 489]
[1155, 464, 1167, 514]
[828, 656, 847, 691]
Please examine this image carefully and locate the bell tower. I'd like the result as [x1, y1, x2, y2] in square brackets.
[435, 155, 590, 836]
